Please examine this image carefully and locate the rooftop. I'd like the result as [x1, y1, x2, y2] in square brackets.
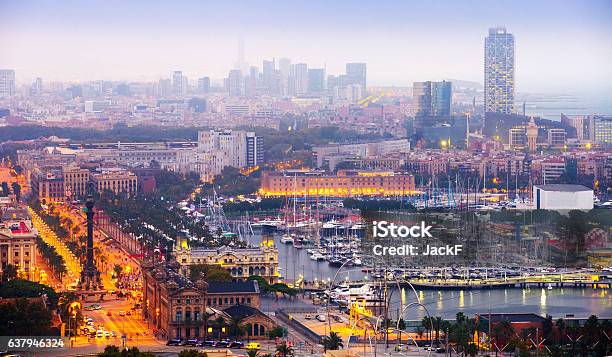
[534, 184, 593, 192]
[208, 281, 259, 294]
[478, 313, 547, 323]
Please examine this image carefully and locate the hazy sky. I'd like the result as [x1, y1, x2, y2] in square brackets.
[1, 0, 611, 94]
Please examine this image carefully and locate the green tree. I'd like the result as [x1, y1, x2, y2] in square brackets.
[0, 279, 58, 308]
[98, 345, 156, 357]
[2, 263, 18, 282]
[322, 331, 344, 351]
[189, 264, 232, 283]
[178, 350, 208, 357]
[228, 316, 245, 338]
[275, 341, 294, 357]
[113, 264, 123, 278]
[0, 297, 52, 335]
[11, 182, 21, 202]
[247, 275, 271, 293]
[246, 350, 259, 357]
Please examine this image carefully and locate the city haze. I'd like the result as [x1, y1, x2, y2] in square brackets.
[1, 0, 611, 95]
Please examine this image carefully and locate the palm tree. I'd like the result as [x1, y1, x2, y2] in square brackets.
[323, 331, 344, 351]
[275, 341, 294, 357]
[202, 311, 213, 339]
[228, 316, 245, 338]
[555, 318, 566, 345]
[421, 316, 433, 342]
[113, 264, 123, 278]
[215, 316, 226, 339]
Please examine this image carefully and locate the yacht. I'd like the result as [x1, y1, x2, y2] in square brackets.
[309, 252, 326, 261]
[280, 234, 294, 244]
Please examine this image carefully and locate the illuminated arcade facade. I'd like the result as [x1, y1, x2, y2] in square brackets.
[260, 170, 416, 197]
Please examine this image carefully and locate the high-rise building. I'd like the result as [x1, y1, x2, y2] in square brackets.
[246, 132, 264, 167]
[484, 27, 515, 114]
[262, 59, 279, 94]
[158, 78, 172, 97]
[593, 116, 612, 146]
[413, 81, 452, 127]
[197, 77, 210, 94]
[172, 71, 184, 96]
[307, 68, 326, 95]
[345, 63, 367, 89]
[227, 70, 243, 97]
[419, 81, 452, 116]
[509, 127, 527, 149]
[547, 129, 566, 147]
[294, 63, 308, 96]
[278, 58, 291, 96]
[0, 70, 16, 98]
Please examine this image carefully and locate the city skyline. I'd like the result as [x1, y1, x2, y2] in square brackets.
[1, 0, 611, 96]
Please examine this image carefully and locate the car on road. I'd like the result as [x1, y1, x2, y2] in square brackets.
[84, 305, 95, 311]
[110, 331, 117, 338]
[229, 341, 244, 349]
[316, 314, 326, 322]
[104, 331, 111, 338]
[96, 330, 105, 338]
[216, 339, 230, 348]
[92, 304, 102, 310]
[126, 310, 132, 316]
[200, 339, 216, 347]
[304, 314, 313, 320]
[166, 338, 182, 346]
[246, 342, 260, 351]
[119, 311, 126, 316]
[184, 338, 199, 346]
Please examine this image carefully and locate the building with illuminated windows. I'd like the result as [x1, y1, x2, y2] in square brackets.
[0, 207, 38, 280]
[174, 237, 279, 284]
[260, 170, 416, 197]
[90, 168, 138, 196]
[484, 27, 515, 114]
[593, 116, 612, 147]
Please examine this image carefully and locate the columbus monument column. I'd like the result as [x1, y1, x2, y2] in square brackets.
[78, 194, 104, 294]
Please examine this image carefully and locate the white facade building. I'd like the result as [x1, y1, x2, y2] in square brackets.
[532, 184, 593, 210]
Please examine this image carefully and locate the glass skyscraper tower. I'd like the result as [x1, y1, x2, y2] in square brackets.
[484, 27, 515, 114]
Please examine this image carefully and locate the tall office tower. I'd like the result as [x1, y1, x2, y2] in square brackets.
[227, 70, 243, 97]
[172, 70, 184, 96]
[34, 77, 43, 95]
[0, 70, 16, 98]
[307, 68, 326, 95]
[294, 63, 308, 96]
[278, 58, 291, 95]
[158, 78, 172, 97]
[345, 63, 367, 89]
[234, 37, 248, 74]
[278, 58, 291, 79]
[262, 59, 278, 94]
[484, 27, 515, 114]
[327, 75, 339, 93]
[246, 132, 264, 166]
[197, 77, 210, 94]
[413, 81, 452, 117]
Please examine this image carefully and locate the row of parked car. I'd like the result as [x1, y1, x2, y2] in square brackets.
[166, 338, 256, 349]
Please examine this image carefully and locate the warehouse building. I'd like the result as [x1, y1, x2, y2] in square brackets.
[532, 184, 593, 210]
